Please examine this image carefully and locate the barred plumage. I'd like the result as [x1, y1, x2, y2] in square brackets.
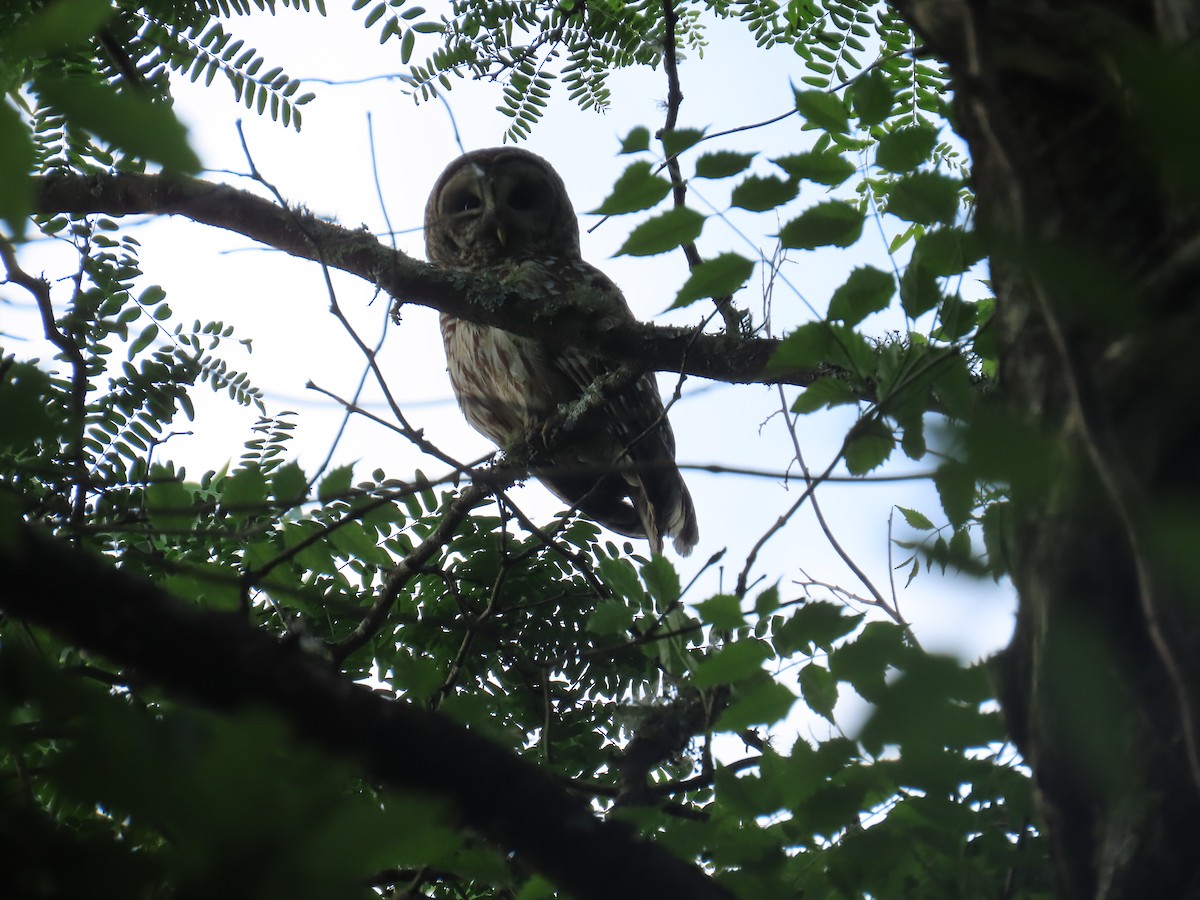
[425, 148, 698, 555]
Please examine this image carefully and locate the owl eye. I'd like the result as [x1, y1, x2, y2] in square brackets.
[445, 191, 482, 214]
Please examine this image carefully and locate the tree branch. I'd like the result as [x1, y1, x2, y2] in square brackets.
[0, 517, 733, 900]
[33, 172, 816, 387]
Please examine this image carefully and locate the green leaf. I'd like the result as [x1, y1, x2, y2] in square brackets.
[660, 127, 705, 157]
[827, 266, 895, 326]
[773, 151, 856, 187]
[791, 377, 858, 414]
[318, 464, 355, 503]
[897, 506, 934, 530]
[754, 583, 780, 616]
[773, 600, 863, 655]
[588, 599, 634, 635]
[730, 174, 798, 212]
[692, 639, 772, 687]
[147, 469, 195, 531]
[900, 259, 941, 318]
[2, 0, 114, 54]
[794, 88, 851, 133]
[223, 465, 268, 510]
[616, 207, 704, 256]
[696, 594, 744, 630]
[778, 201, 864, 250]
[694, 151, 755, 179]
[799, 664, 838, 722]
[849, 70, 894, 126]
[769, 322, 833, 371]
[844, 417, 894, 475]
[914, 227, 987, 277]
[875, 123, 939, 173]
[669, 252, 754, 309]
[828, 621, 908, 702]
[597, 556, 645, 604]
[0, 102, 34, 235]
[620, 126, 650, 153]
[0, 362, 60, 448]
[641, 555, 680, 610]
[590, 162, 671, 215]
[271, 462, 308, 506]
[35, 77, 200, 172]
[129, 323, 157, 358]
[884, 172, 961, 225]
[717, 679, 796, 730]
[933, 459, 974, 527]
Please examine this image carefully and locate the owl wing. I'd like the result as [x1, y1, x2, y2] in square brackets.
[535, 262, 699, 555]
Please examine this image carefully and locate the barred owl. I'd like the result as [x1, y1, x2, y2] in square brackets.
[425, 147, 699, 556]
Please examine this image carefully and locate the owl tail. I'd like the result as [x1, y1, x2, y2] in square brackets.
[633, 471, 699, 558]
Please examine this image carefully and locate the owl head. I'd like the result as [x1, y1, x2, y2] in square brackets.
[424, 147, 582, 268]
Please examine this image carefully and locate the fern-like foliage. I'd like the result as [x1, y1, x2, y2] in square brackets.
[392, 0, 669, 142]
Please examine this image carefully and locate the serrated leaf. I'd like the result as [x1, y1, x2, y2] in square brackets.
[885, 172, 961, 225]
[717, 679, 796, 730]
[696, 594, 744, 630]
[222, 465, 268, 510]
[590, 162, 671, 215]
[844, 417, 894, 474]
[794, 88, 850, 133]
[799, 664, 838, 722]
[773, 600, 864, 655]
[669, 252, 754, 309]
[778, 201, 864, 250]
[915, 227, 987, 277]
[660, 127, 705, 157]
[730, 174, 798, 212]
[791, 377, 858, 414]
[850, 69, 894, 125]
[36, 77, 200, 172]
[271, 461, 307, 506]
[897, 505, 935, 530]
[318, 463, 354, 503]
[827, 265, 895, 326]
[620, 126, 650, 153]
[694, 151, 755, 179]
[828, 621, 908, 703]
[692, 640, 772, 687]
[876, 123, 939, 173]
[933, 458, 974, 527]
[146, 470, 194, 531]
[597, 556, 645, 604]
[616, 207, 704, 256]
[773, 151, 856, 187]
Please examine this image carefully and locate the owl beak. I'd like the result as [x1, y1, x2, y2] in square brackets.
[493, 221, 507, 247]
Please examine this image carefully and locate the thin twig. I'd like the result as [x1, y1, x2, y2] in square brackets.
[0, 238, 90, 533]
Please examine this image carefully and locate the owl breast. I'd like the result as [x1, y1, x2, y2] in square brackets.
[439, 314, 559, 446]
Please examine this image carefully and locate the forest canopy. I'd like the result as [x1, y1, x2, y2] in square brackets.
[4, 1, 1199, 898]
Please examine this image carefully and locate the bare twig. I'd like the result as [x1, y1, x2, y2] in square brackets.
[0, 238, 89, 533]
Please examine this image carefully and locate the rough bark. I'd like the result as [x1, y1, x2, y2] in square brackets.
[896, 0, 1200, 896]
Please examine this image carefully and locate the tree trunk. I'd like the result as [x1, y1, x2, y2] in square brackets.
[898, 1, 1200, 896]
